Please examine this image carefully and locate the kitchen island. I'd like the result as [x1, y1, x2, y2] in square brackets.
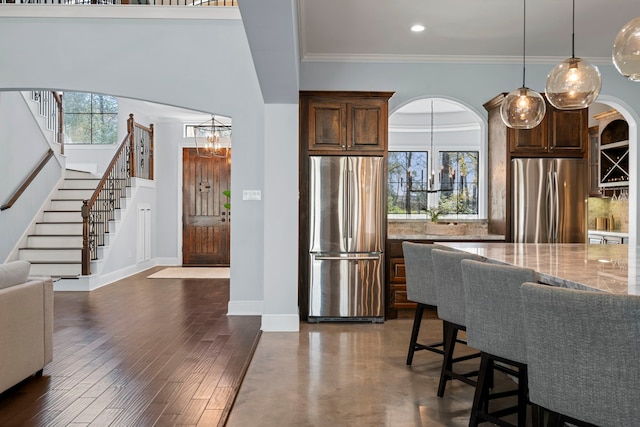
[436, 242, 638, 295]
[385, 233, 505, 318]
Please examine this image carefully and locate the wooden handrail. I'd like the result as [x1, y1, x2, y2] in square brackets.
[87, 133, 130, 209]
[1, 148, 54, 211]
[82, 114, 154, 275]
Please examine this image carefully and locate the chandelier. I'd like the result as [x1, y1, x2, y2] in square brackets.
[194, 115, 231, 159]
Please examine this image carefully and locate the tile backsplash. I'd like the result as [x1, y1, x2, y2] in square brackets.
[588, 197, 628, 232]
[388, 219, 488, 236]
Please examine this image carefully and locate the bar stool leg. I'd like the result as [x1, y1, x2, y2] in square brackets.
[469, 352, 492, 427]
[437, 321, 457, 397]
[406, 303, 425, 366]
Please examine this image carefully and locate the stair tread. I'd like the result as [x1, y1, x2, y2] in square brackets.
[28, 234, 82, 237]
[36, 221, 82, 224]
[21, 247, 82, 249]
[28, 261, 81, 264]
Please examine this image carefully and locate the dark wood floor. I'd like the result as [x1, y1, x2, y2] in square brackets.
[0, 267, 261, 427]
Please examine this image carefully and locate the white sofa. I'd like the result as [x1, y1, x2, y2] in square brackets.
[0, 261, 53, 394]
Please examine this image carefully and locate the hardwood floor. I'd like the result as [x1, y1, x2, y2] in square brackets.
[0, 267, 261, 427]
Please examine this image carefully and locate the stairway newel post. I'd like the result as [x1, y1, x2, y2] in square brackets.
[128, 114, 135, 178]
[82, 200, 91, 276]
[149, 123, 154, 180]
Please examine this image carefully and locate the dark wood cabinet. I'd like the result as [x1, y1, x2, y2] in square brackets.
[302, 92, 392, 154]
[588, 126, 601, 197]
[484, 93, 588, 242]
[508, 100, 587, 156]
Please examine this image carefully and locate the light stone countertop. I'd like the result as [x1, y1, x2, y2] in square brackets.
[436, 242, 638, 295]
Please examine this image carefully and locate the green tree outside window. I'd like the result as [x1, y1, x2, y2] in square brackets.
[63, 92, 118, 144]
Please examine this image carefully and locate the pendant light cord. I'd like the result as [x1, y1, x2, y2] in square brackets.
[430, 99, 434, 180]
[571, 0, 576, 58]
[522, 0, 527, 88]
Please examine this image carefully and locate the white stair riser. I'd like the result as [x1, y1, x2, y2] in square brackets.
[50, 200, 84, 210]
[30, 263, 82, 277]
[35, 223, 82, 234]
[43, 211, 82, 222]
[62, 179, 101, 189]
[23, 168, 131, 279]
[27, 235, 82, 248]
[56, 189, 95, 199]
[65, 170, 96, 179]
[20, 248, 81, 262]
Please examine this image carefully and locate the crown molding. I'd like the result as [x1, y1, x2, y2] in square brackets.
[301, 52, 612, 66]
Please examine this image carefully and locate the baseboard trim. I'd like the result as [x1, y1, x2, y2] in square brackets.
[261, 314, 300, 332]
[227, 300, 263, 315]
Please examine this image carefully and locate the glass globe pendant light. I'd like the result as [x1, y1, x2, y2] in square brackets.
[501, 0, 546, 129]
[545, 0, 601, 109]
[613, 16, 640, 82]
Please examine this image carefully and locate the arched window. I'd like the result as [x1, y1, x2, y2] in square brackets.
[63, 92, 118, 144]
[388, 98, 484, 220]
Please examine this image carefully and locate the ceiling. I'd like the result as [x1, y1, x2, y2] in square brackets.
[294, 0, 640, 135]
[136, 1, 640, 128]
[298, 0, 639, 64]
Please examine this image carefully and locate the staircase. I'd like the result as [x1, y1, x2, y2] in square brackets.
[19, 170, 101, 278]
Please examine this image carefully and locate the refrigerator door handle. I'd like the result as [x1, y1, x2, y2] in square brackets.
[552, 171, 560, 242]
[343, 167, 350, 248]
[347, 168, 352, 241]
[546, 171, 554, 242]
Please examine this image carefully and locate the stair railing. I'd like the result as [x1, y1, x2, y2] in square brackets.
[81, 114, 154, 275]
[0, 148, 54, 211]
[31, 91, 64, 154]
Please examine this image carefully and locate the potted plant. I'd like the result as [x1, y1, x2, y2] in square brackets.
[223, 190, 231, 210]
[425, 207, 442, 223]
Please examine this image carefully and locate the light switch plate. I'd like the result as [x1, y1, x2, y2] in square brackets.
[242, 190, 262, 201]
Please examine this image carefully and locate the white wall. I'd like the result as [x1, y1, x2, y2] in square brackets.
[0, 91, 63, 262]
[262, 103, 299, 331]
[0, 12, 269, 319]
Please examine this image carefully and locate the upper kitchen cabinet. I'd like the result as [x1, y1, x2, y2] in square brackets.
[506, 97, 588, 157]
[300, 91, 394, 154]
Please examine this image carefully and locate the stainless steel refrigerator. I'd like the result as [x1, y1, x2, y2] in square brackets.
[512, 158, 587, 243]
[308, 156, 384, 322]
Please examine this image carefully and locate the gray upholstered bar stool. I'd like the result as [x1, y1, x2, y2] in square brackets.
[402, 242, 445, 366]
[461, 259, 537, 427]
[521, 282, 640, 427]
[431, 248, 483, 397]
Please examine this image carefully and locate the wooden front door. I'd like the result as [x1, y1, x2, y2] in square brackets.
[182, 148, 230, 266]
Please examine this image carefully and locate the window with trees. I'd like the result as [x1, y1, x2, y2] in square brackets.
[438, 151, 479, 216]
[388, 150, 478, 218]
[388, 151, 429, 215]
[63, 92, 118, 144]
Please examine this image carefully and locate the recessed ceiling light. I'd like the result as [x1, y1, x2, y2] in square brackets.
[411, 24, 425, 32]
